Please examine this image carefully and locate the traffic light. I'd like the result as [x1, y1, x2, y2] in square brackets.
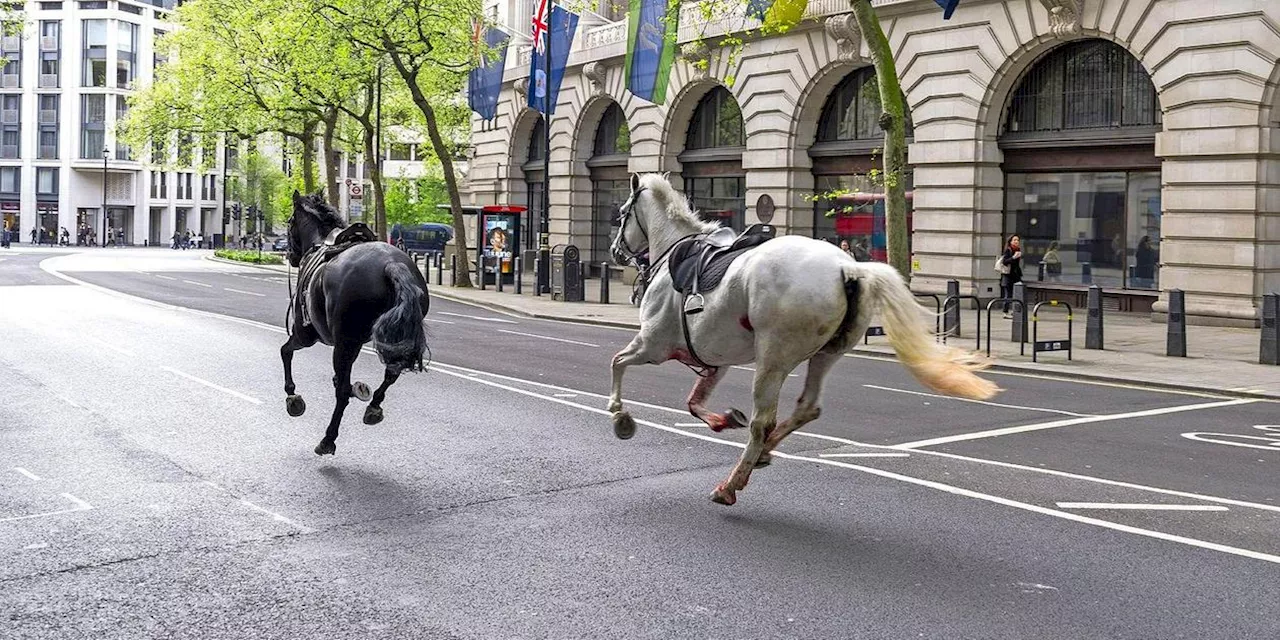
[231, 203, 242, 220]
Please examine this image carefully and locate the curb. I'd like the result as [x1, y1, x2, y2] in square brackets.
[428, 287, 1278, 401]
[206, 254, 290, 273]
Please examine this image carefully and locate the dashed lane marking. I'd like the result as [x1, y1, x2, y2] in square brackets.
[863, 384, 1094, 417]
[154, 274, 177, 281]
[424, 318, 456, 325]
[496, 329, 599, 348]
[439, 311, 518, 324]
[85, 334, 136, 358]
[818, 452, 911, 458]
[224, 288, 265, 297]
[731, 365, 798, 378]
[1056, 503, 1229, 511]
[160, 366, 263, 405]
[12, 467, 42, 481]
[0, 493, 93, 524]
[181, 279, 213, 288]
[893, 398, 1258, 450]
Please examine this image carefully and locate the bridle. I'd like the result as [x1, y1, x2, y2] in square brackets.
[613, 186, 649, 266]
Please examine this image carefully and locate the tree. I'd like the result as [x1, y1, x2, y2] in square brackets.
[242, 150, 288, 232]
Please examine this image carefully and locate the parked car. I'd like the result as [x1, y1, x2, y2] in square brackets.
[272, 237, 289, 251]
[390, 223, 453, 254]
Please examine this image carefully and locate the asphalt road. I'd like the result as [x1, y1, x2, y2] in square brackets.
[2, 247, 1277, 639]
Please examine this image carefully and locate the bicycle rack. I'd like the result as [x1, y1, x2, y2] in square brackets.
[1031, 300, 1073, 362]
[985, 298, 1027, 358]
[942, 295, 982, 351]
[863, 293, 942, 344]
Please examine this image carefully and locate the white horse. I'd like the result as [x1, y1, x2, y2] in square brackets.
[608, 173, 999, 506]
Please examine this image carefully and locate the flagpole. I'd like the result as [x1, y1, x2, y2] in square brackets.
[538, 3, 552, 294]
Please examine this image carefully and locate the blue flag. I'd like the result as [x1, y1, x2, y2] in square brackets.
[529, 6, 579, 115]
[468, 27, 509, 121]
[934, 0, 960, 19]
[626, 0, 678, 104]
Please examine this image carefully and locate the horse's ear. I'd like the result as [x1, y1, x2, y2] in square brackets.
[292, 190, 302, 205]
[630, 172, 641, 194]
[313, 188, 326, 203]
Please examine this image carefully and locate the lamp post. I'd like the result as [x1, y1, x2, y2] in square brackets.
[220, 133, 228, 249]
[101, 146, 109, 248]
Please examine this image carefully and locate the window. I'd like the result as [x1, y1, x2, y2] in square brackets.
[684, 176, 746, 231]
[1, 94, 19, 159]
[39, 21, 60, 88]
[346, 154, 356, 178]
[176, 131, 192, 166]
[79, 1, 108, 8]
[80, 94, 106, 159]
[0, 24, 21, 88]
[82, 19, 108, 87]
[115, 96, 131, 160]
[1004, 171, 1161, 290]
[592, 103, 631, 156]
[152, 136, 168, 164]
[153, 30, 168, 69]
[117, 22, 138, 88]
[119, 3, 143, 14]
[0, 167, 17, 193]
[150, 170, 167, 198]
[200, 134, 215, 167]
[40, 2, 64, 9]
[528, 117, 545, 162]
[38, 95, 58, 159]
[815, 67, 914, 143]
[389, 143, 411, 161]
[1006, 40, 1160, 135]
[36, 167, 58, 196]
[811, 173, 915, 259]
[685, 87, 743, 150]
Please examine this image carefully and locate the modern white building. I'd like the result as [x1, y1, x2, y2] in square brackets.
[0, 0, 248, 248]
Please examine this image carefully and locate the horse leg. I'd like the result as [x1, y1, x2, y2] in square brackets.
[315, 342, 360, 456]
[608, 335, 649, 440]
[281, 327, 318, 417]
[685, 368, 747, 432]
[711, 365, 789, 506]
[362, 368, 400, 425]
[756, 351, 841, 468]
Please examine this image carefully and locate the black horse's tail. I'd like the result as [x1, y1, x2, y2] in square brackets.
[373, 262, 427, 375]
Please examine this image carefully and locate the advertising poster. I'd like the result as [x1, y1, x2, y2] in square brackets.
[482, 214, 515, 274]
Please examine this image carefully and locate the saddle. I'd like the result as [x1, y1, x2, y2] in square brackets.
[296, 223, 379, 327]
[668, 224, 777, 314]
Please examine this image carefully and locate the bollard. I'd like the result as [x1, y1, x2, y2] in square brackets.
[1167, 288, 1187, 357]
[1082, 262, 1092, 285]
[600, 263, 611, 304]
[533, 258, 541, 297]
[496, 259, 504, 292]
[436, 254, 443, 286]
[1037, 262, 1046, 282]
[1261, 293, 1278, 365]
[1085, 285, 1104, 350]
[515, 257, 523, 294]
[450, 254, 456, 287]
[944, 279, 960, 337]
[478, 257, 487, 290]
[1011, 282, 1028, 344]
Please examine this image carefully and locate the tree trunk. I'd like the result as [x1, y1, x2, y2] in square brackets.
[387, 51, 473, 288]
[360, 123, 386, 238]
[321, 107, 341, 209]
[299, 118, 318, 193]
[851, 0, 910, 281]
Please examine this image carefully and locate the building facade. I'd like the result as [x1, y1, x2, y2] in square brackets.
[467, 0, 1280, 325]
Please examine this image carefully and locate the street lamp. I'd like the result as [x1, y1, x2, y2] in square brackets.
[101, 147, 109, 248]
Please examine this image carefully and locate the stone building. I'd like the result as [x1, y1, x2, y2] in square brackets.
[466, 0, 1280, 325]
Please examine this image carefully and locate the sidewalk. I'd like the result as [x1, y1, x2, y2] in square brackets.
[422, 269, 1280, 400]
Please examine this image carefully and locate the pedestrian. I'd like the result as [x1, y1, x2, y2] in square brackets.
[839, 239, 856, 260]
[60, 227, 69, 246]
[107, 226, 115, 247]
[1, 221, 10, 248]
[171, 231, 180, 250]
[997, 234, 1023, 318]
[116, 228, 124, 247]
[1042, 241, 1062, 282]
[30, 227, 36, 244]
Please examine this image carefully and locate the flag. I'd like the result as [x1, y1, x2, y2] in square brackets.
[468, 26, 509, 121]
[531, 0, 548, 53]
[934, 0, 960, 19]
[745, 0, 808, 30]
[625, 0, 678, 105]
[528, 5, 578, 115]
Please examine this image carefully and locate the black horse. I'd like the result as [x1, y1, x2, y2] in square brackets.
[282, 190, 430, 455]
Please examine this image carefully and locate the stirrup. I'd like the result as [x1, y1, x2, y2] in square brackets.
[684, 293, 705, 315]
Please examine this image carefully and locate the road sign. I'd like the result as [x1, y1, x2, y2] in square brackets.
[350, 203, 363, 217]
[349, 184, 363, 198]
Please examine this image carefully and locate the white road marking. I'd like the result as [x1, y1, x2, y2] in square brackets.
[732, 365, 798, 378]
[85, 334, 136, 358]
[182, 279, 213, 288]
[894, 398, 1258, 449]
[160, 366, 263, 404]
[553, 393, 578, 398]
[239, 500, 312, 531]
[153, 274, 177, 281]
[863, 384, 1093, 417]
[674, 422, 705, 427]
[439, 311, 518, 324]
[12, 467, 42, 481]
[497, 329, 599, 347]
[818, 452, 911, 458]
[423, 364, 1280, 566]
[224, 288, 265, 297]
[1181, 425, 1280, 451]
[424, 318, 456, 325]
[0, 493, 93, 523]
[1055, 503, 1229, 511]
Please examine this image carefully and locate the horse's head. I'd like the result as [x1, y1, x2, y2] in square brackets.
[611, 173, 713, 267]
[287, 189, 340, 267]
[610, 173, 651, 266]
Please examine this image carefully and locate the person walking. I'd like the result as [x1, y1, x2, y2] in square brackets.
[998, 235, 1023, 318]
[1, 221, 10, 248]
[30, 227, 37, 244]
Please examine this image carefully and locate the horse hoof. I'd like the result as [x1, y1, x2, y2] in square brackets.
[726, 408, 748, 429]
[285, 395, 306, 417]
[363, 406, 384, 425]
[314, 441, 336, 456]
[754, 452, 773, 468]
[612, 412, 636, 440]
[709, 485, 737, 506]
[352, 381, 372, 402]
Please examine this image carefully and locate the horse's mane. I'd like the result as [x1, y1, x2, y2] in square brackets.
[301, 192, 345, 229]
[640, 174, 719, 233]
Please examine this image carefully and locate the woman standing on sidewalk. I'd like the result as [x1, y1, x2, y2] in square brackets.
[1000, 235, 1023, 318]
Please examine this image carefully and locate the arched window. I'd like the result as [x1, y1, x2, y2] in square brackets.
[1000, 40, 1162, 294]
[589, 103, 630, 268]
[817, 67, 882, 142]
[1006, 40, 1159, 135]
[681, 87, 745, 230]
[521, 115, 546, 253]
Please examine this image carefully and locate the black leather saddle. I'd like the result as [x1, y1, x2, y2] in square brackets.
[669, 224, 777, 313]
[297, 223, 380, 327]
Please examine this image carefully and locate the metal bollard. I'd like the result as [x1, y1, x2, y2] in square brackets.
[1011, 281, 1028, 344]
[600, 263, 610, 304]
[1037, 262, 1046, 282]
[1261, 293, 1278, 365]
[533, 258, 541, 297]
[496, 259, 504, 292]
[436, 254, 443, 286]
[1085, 285, 1104, 350]
[1082, 262, 1093, 285]
[1167, 288, 1186, 357]
[944, 279, 960, 337]
[515, 257, 523, 294]
[450, 254, 456, 287]
[478, 256, 487, 290]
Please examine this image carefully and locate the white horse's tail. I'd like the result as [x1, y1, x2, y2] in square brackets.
[854, 263, 1000, 401]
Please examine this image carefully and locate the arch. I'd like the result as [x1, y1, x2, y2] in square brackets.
[662, 83, 747, 230]
[571, 97, 632, 267]
[657, 78, 725, 173]
[506, 108, 545, 255]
